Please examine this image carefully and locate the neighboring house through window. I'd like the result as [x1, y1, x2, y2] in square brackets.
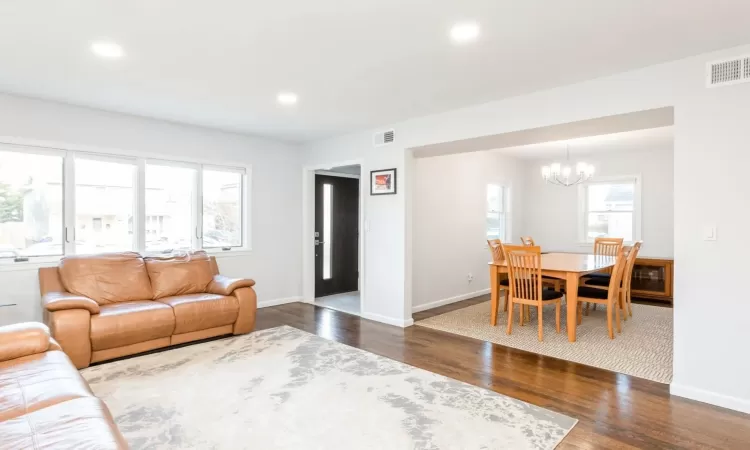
[579, 176, 641, 243]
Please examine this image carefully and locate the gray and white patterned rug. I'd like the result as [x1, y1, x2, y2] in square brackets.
[81, 325, 576, 449]
[417, 301, 673, 383]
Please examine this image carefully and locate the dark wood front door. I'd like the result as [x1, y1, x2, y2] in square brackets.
[314, 175, 359, 297]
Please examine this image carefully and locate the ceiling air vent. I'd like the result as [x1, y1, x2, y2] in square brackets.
[706, 55, 750, 87]
[373, 129, 395, 147]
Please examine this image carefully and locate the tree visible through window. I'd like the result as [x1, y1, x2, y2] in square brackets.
[0, 144, 249, 261]
[0, 151, 63, 258]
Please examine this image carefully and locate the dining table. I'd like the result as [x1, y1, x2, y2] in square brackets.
[489, 252, 617, 342]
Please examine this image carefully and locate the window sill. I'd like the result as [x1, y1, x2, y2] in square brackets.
[204, 248, 254, 258]
[0, 257, 62, 272]
[0, 248, 255, 272]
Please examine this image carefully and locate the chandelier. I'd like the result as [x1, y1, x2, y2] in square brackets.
[541, 145, 595, 187]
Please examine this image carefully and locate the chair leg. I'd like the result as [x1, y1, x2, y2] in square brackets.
[577, 302, 582, 325]
[592, 304, 597, 312]
[555, 301, 561, 333]
[584, 302, 590, 316]
[503, 290, 509, 312]
[537, 305, 544, 342]
[490, 288, 500, 326]
[628, 289, 633, 317]
[519, 302, 525, 326]
[524, 305, 530, 322]
[615, 298, 622, 334]
[606, 303, 614, 339]
[506, 298, 514, 335]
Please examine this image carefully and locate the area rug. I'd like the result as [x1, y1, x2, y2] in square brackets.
[417, 302, 673, 383]
[81, 325, 576, 449]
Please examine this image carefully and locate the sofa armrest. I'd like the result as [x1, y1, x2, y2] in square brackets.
[43, 292, 100, 315]
[0, 322, 56, 362]
[207, 275, 256, 296]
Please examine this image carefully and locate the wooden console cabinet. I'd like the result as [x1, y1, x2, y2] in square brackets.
[631, 257, 673, 303]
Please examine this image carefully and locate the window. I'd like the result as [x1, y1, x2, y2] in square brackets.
[145, 163, 196, 252]
[580, 177, 640, 243]
[0, 143, 250, 263]
[0, 150, 63, 259]
[486, 184, 508, 240]
[202, 168, 242, 248]
[322, 183, 332, 280]
[74, 158, 135, 253]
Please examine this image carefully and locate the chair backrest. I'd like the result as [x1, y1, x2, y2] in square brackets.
[487, 239, 504, 263]
[594, 237, 623, 256]
[520, 236, 535, 246]
[622, 241, 642, 290]
[506, 245, 543, 302]
[594, 237, 623, 274]
[605, 248, 629, 302]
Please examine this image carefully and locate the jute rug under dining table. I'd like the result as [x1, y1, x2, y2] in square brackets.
[416, 301, 673, 383]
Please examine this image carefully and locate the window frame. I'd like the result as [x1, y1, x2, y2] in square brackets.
[577, 175, 641, 245]
[486, 183, 511, 242]
[0, 140, 252, 267]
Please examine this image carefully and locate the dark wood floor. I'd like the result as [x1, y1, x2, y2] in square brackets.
[257, 298, 750, 449]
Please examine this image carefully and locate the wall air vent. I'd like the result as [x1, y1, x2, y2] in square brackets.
[706, 55, 750, 87]
[373, 129, 395, 147]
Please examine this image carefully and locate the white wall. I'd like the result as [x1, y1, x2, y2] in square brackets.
[522, 145, 674, 257]
[412, 151, 524, 311]
[0, 93, 303, 326]
[303, 43, 750, 413]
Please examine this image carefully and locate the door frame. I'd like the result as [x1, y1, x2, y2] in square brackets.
[302, 159, 365, 314]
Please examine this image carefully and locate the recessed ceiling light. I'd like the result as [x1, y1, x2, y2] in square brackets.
[277, 92, 298, 106]
[450, 22, 480, 43]
[91, 41, 124, 59]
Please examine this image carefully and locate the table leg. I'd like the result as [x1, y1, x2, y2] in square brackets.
[490, 266, 499, 326]
[565, 272, 580, 342]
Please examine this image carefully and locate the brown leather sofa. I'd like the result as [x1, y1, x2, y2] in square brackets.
[0, 322, 127, 449]
[40, 251, 257, 369]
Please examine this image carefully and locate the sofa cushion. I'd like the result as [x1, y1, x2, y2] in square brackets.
[156, 293, 239, 334]
[0, 351, 93, 422]
[90, 301, 175, 351]
[0, 397, 127, 450]
[145, 251, 214, 300]
[59, 252, 153, 305]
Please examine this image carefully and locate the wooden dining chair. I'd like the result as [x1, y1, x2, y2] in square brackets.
[505, 246, 562, 342]
[576, 248, 628, 339]
[487, 239, 511, 322]
[520, 236, 535, 246]
[583, 237, 625, 312]
[585, 241, 642, 318]
[500, 243, 535, 322]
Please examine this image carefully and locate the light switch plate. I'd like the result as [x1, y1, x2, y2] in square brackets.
[704, 226, 717, 241]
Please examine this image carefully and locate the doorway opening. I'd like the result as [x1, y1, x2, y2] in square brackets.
[313, 165, 361, 316]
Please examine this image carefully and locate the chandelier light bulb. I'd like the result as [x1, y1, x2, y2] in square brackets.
[540, 149, 595, 187]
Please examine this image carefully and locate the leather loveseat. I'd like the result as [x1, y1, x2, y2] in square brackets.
[0, 322, 127, 449]
[39, 251, 257, 369]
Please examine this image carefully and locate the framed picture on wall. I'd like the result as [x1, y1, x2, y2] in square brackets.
[370, 168, 397, 195]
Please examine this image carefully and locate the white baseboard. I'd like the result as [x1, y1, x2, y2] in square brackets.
[362, 312, 414, 328]
[258, 296, 303, 309]
[670, 382, 750, 414]
[412, 288, 491, 313]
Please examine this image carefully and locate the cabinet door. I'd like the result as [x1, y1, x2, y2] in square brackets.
[631, 260, 672, 300]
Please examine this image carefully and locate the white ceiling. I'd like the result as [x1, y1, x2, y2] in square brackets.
[0, 1, 748, 143]
[494, 127, 674, 159]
